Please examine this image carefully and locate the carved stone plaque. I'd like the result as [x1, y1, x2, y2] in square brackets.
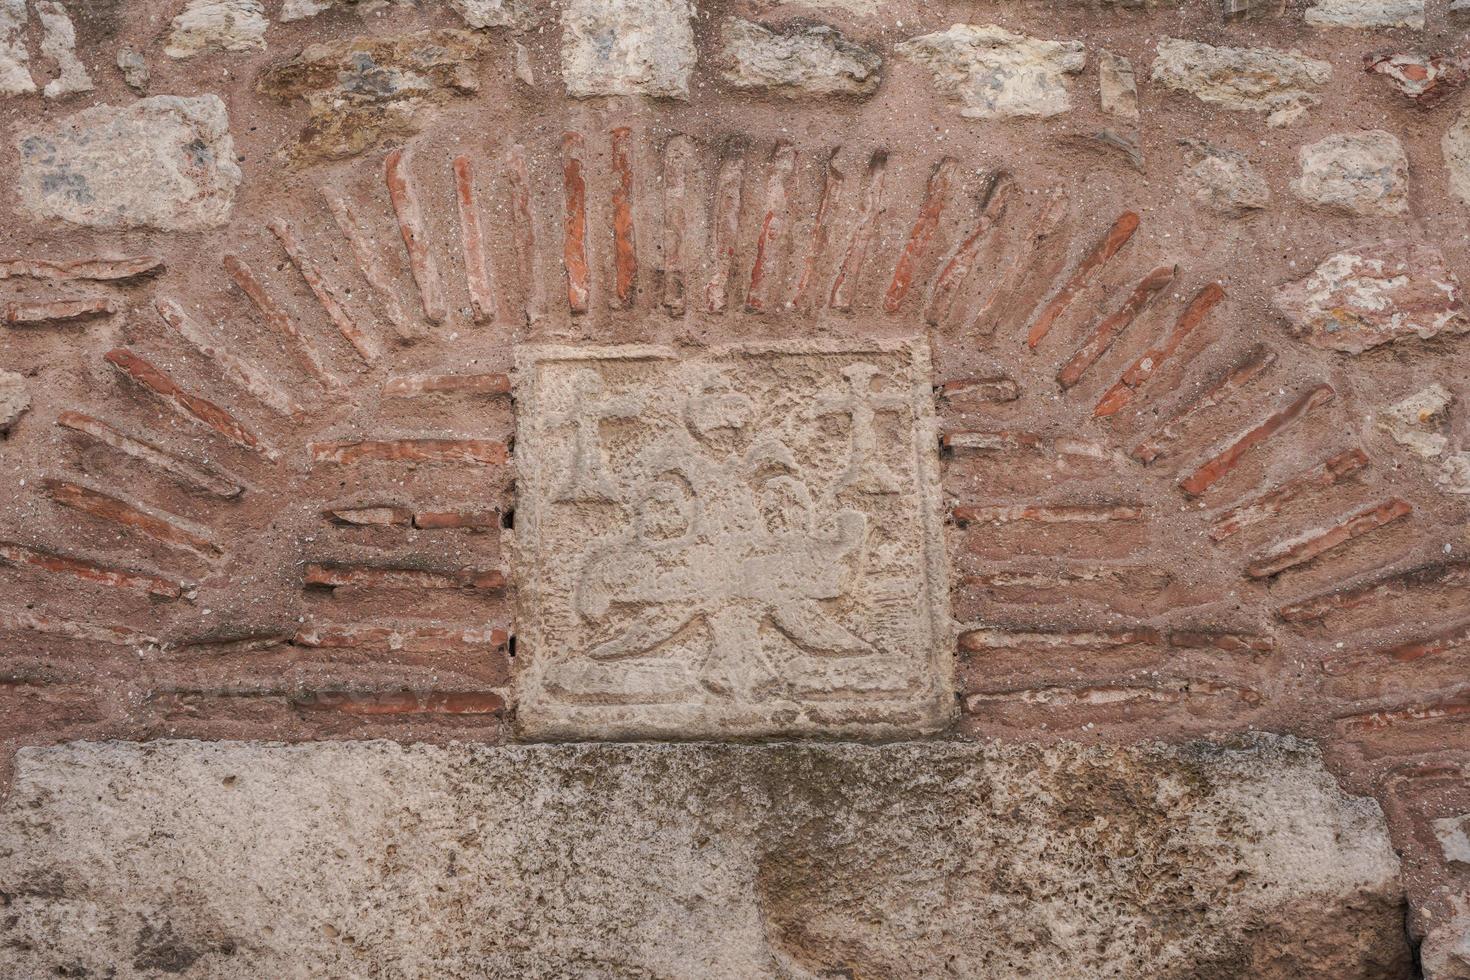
[512, 339, 955, 739]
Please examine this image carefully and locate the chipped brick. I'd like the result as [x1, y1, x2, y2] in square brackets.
[269, 217, 381, 362]
[953, 503, 1144, 524]
[1178, 383, 1334, 496]
[562, 131, 590, 315]
[505, 143, 544, 324]
[154, 297, 301, 417]
[926, 174, 1011, 326]
[384, 147, 448, 324]
[1057, 264, 1176, 390]
[1095, 283, 1225, 419]
[43, 478, 221, 557]
[304, 563, 506, 591]
[324, 506, 413, 527]
[1246, 498, 1412, 579]
[660, 135, 696, 316]
[829, 150, 886, 311]
[745, 141, 796, 314]
[1210, 449, 1369, 542]
[322, 185, 420, 341]
[1026, 211, 1139, 349]
[705, 148, 746, 315]
[0, 255, 163, 282]
[609, 127, 638, 310]
[0, 540, 186, 599]
[1132, 345, 1277, 464]
[56, 410, 244, 499]
[104, 348, 280, 461]
[789, 148, 843, 312]
[452, 155, 498, 324]
[884, 156, 958, 315]
[292, 689, 505, 716]
[383, 373, 511, 397]
[223, 253, 338, 388]
[4, 297, 118, 326]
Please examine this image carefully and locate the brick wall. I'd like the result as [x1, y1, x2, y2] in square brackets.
[0, 0, 1467, 968]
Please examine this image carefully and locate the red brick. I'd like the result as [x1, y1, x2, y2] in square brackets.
[1057, 264, 1176, 390]
[43, 477, 221, 557]
[609, 127, 638, 309]
[926, 174, 1012, 327]
[322, 185, 420, 341]
[1094, 282, 1225, 418]
[304, 562, 506, 592]
[223, 253, 337, 388]
[705, 148, 746, 314]
[0, 255, 162, 282]
[383, 372, 511, 397]
[4, 297, 117, 325]
[104, 348, 280, 461]
[561, 131, 590, 315]
[883, 156, 958, 314]
[452, 155, 498, 324]
[1131, 345, 1276, 464]
[308, 438, 508, 466]
[1246, 498, 1412, 579]
[1209, 449, 1369, 542]
[384, 147, 447, 324]
[829, 150, 887, 311]
[1278, 561, 1470, 624]
[745, 141, 796, 314]
[0, 540, 187, 599]
[56, 410, 245, 499]
[269, 217, 381, 362]
[292, 690, 506, 716]
[1380, 621, 1470, 664]
[1178, 383, 1335, 496]
[788, 148, 843, 312]
[1026, 211, 1139, 349]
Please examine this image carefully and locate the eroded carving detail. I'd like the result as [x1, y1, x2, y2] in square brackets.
[514, 340, 953, 739]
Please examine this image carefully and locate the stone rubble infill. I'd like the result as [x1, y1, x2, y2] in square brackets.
[1273, 241, 1467, 354]
[0, 737, 1411, 979]
[1305, 0, 1425, 28]
[720, 18, 882, 97]
[1290, 130, 1409, 216]
[165, 0, 269, 59]
[15, 95, 241, 231]
[560, 0, 696, 99]
[1179, 141, 1271, 215]
[1151, 38, 1332, 126]
[897, 24, 1086, 119]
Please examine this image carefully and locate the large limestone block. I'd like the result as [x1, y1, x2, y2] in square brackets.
[560, 0, 696, 99]
[15, 95, 241, 231]
[720, 18, 882, 97]
[512, 340, 954, 739]
[165, 0, 269, 58]
[897, 24, 1086, 118]
[1151, 38, 1332, 125]
[0, 737, 1410, 978]
[1290, 131, 1409, 216]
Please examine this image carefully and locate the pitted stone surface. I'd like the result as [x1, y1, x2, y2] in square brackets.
[897, 24, 1086, 119]
[560, 0, 697, 99]
[1151, 39, 1333, 125]
[512, 340, 953, 739]
[0, 736, 1410, 979]
[14, 94, 240, 230]
[1291, 130, 1409, 216]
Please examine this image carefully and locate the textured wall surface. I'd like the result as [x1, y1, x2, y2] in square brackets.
[0, 0, 1467, 974]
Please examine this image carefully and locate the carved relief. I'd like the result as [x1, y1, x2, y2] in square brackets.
[514, 339, 954, 738]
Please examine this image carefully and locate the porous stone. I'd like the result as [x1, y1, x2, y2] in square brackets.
[165, 0, 269, 59]
[256, 29, 484, 162]
[1180, 140, 1271, 215]
[15, 95, 241, 231]
[1273, 241, 1467, 354]
[115, 46, 149, 92]
[1423, 892, 1470, 980]
[897, 24, 1086, 119]
[35, 0, 91, 97]
[448, 0, 526, 28]
[1365, 51, 1468, 106]
[0, 0, 33, 96]
[1306, 0, 1424, 27]
[0, 736, 1411, 978]
[1290, 130, 1408, 216]
[0, 368, 30, 434]
[1377, 384, 1453, 459]
[278, 0, 412, 21]
[560, 0, 696, 99]
[513, 340, 953, 740]
[1437, 813, 1470, 863]
[720, 18, 882, 97]
[1151, 38, 1332, 126]
[1446, 108, 1470, 206]
[1440, 453, 1470, 494]
[1099, 50, 1139, 119]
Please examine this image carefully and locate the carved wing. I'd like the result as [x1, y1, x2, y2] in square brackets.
[770, 600, 874, 657]
[586, 606, 699, 661]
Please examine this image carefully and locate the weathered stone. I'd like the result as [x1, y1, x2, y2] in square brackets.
[1440, 453, 1470, 494]
[1377, 384, 1453, 459]
[165, 0, 268, 59]
[897, 24, 1086, 119]
[0, 736, 1411, 978]
[561, 0, 696, 99]
[1306, 0, 1424, 27]
[36, 1, 91, 97]
[278, 0, 413, 21]
[513, 340, 953, 739]
[1290, 131, 1408, 216]
[115, 46, 149, 92]
[1446, 108, 1470, 206]
[720, 18, 882, 97]
[0, 0, 33, 96]
[1423, 892, 1470, 980]
[1180, 140, 1270, 215]
[0, 368, 30, 434]
[1365, 51, 1469, 105]
[16, 95, 241, 231]
[1273, 242, 1467, 354]
[1151, 39, 1332, 126]
[1099, 50, 1138, 119]
[1437, 813, 1470, 863]
[256, 30, 484, 162]
[448, 0, 526, 28]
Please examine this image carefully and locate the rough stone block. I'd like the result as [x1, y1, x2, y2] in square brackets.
[560, 0, 696, 99]
[1151, 39, 1331, 125]
[0, 736, 1411, 978]
[15, 95, 241, 231]
[1290, 130, 1409, 216]
[512, 340, 954, 739]
[720, 18, 882, 97]
[897, 24, 1086, 118]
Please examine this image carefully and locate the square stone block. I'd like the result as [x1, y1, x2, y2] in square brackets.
[513, 339, 955, 739]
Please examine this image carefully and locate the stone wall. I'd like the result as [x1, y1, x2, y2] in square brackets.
[0, 0, 1467, 975]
